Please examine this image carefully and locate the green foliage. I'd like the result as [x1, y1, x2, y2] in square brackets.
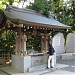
[27, 0, 75, 32]
[27, 0, 53, 17]
[27, 35, 41, 52]
[0, 0, 23, 9]
[0, 0, 75, 53]
[27, 0, 75, 39]
[0, 30, 16, 54]
[55, 0, 75, 31]
[32, 35, 41, 52]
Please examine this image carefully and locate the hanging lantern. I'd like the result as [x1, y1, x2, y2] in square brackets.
[31, 26, 32, 28]
[27, 26, 29, 29]
[40, 27, 42, 29]
[42, 35, 44, 39]
[37, 27, 39, 29]
[43, 28, 45, 29]
[8, 24, 10, 28]
[46, 28, 47, 30]
[24, 25, 25, 28]
[34, 27, 36, 29]
[21, 24, 23, 27]
[66, 29, 68, 32]
[24, 29, 26, 31]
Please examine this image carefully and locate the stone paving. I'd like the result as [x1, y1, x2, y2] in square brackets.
[41, 59, 75, 75]
[0, 70, 9, 75]
[0, 58, 75, 75]
[0, 64, 10, 75]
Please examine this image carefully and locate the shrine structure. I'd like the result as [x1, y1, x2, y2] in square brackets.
[0, 3, 71, 72]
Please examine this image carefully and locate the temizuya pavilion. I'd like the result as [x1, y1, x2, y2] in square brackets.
[2, 3, 71, 73]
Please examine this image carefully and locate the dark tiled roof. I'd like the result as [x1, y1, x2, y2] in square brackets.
[4, 5, 71, 29]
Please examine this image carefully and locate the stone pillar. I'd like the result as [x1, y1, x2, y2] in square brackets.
[15, 33, 22, 55]
[15, 32, 27, 56]
[41, 35, 45, 52]
[41, 34, 49, 52]
[45, 34, 49, 51]
[23, 34, 27, 55]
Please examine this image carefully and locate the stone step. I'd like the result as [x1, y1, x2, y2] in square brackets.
[56, 53, 75, 60]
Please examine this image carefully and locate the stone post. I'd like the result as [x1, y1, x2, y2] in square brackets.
[41, 34, 49, 52]
[15, 32, 27, 56]
[23, 34, 27, 55]
[41, 35, 45, 52]
[45, 34, 49, 51]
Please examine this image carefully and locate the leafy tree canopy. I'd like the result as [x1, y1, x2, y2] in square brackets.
[27, 0, 75, 32]
[0, 0, 23, 9]
[27, 0, 54, 17]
